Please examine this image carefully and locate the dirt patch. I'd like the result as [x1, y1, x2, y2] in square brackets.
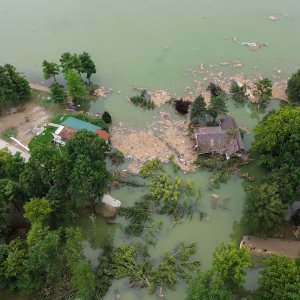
[0, 102, 52, 146]
[93, 86, 113, 98]
[148, 90, 172, 106]
[29, 83, 50, 92]
[111, 113, 197, 173]
[241, 235, 300, 258]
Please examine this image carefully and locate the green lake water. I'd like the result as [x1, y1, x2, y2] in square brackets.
[0, 0, 299, 299]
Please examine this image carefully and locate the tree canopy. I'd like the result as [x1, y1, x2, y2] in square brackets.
[286, 68, 300, 103]
[42, 60, 60, 82]
[66, 69, 87, 100]
[256, 254, 300, 300]
[190, 95, 206, 125]
[253, 78, 272, 108]
[0, 64, 30, 113]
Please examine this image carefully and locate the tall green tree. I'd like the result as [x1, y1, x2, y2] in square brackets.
[253, 78, 272, 108]
[207, 94, 228, 124]
[190, 95, 207, 125]
[50, 83, 66, 103]
[79, 52, 96, 83]
[243, 182, 287, 236]
[66, 69, 86, 101]
[59, 52, 82, 75]
[286, 69, 300, 103]
[42, 60, 60, 82]
[257, 254, 300, 300]
[212, 241, 250, 292]
[186, 269, 232, 300]
[230, 80, 248, 104]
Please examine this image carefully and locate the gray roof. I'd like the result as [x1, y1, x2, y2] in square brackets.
[194, 116, 245, 157]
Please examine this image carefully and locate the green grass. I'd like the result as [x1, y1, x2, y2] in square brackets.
[28, 126, 56, 151]
[1, 127, 17, 140]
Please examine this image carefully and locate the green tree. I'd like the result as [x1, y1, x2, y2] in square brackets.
[102, 111, 112, 124]
[79, 52, 96, 82]
[253, 78, 272, 108]
[42, 60, 60, 82]
[212, 241, 250, 292]
[24, 197, 52, 224]
[190, 95, 207, 125]
[66, 130, 110, 210]
[66, 69, 86, 101]
[50, 83, 66, 103]
[207, 94, 228, 124]
[257, 254, 300, 300]
[252, 106, 300, 200]
[230, 80, 248, 104]
[243, 182, 287, 236]
[186, 269, 232, 300]
[286, 69, 300, 103]
[59, 52, 81, 75]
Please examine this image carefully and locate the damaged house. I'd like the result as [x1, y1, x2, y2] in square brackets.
[194, 116, 245, 159]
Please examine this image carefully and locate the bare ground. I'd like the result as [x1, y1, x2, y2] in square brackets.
[0, 102, 52, 146]
[241, 235, 300, 258]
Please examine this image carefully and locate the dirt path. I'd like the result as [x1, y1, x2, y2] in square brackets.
[241, 235, 300, 258]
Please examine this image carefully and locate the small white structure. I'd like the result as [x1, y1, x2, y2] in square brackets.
[102, 194, 121, 208]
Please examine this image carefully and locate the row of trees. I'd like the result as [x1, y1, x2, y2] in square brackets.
[42, 52, 96, 103]
[242, 105, 300, 236]
[0, 64, 30, 113]
[190, 83, 228, 126]
[186, 242, 300, 299]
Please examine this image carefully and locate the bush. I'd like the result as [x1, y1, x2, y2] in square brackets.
[130, 90, 155, 110]
[140, 159, 162, 178]
[102, 111, 112, 124]
[50, 83, 67, 103]
[175, 99, 191, 114]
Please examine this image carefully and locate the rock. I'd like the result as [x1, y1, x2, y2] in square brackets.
[269, 15, 279, 21]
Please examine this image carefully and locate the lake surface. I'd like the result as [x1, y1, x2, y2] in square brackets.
[0, 0, 299, 299]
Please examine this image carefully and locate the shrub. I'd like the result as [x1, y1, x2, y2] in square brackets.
[140, 159, 162, 177]
[130, 90, 155, 110]
[102, 111, 112, 124]
[175, 99, 191, 114]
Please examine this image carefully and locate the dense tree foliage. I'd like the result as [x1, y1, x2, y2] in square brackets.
[186, 242, 250, 299]
[286, 69, 300, 103]
[256, 254, 300, 300]
[79, 52, 97, 82]
[253, 78, 272, 108]
[207, 93, 228, 124]
[252, 106, 300, 201]
[206, 83, 225, 98]
[42, 60, 60, 82]
[243, 182, 287, 236]
[0, 198, 95, 299]
[190, 95, 207, 125]
[102, 111, 112, 124]
[0, 64, 30, 113]
[66, 69, 87, 101]
[50, 83, 66, 103]
[175, 99, 191, 115]
[230, 80, 249, 104]
[186, 269, 232, 300]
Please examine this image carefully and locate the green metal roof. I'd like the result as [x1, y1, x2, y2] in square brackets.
[62, 117, 100, 132]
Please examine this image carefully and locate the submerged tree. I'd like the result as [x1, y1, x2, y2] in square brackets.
[190, 95, 206, 125]
[257, 254, 300, 300]
[175, 99, 191, 115]
[207, 94, 228, 124]
[230, 80, 249, 104]
[286, 69, 300, 103]
[66, 69, 86, 101]
[42, 60, 60, 82]
[253, 78, 272, 108]
[79, 52, 96, 83]
[50, 83, 66, 103]
[207, 82, 225, 97]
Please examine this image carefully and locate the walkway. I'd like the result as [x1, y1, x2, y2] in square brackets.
[241, 235, 300, 258]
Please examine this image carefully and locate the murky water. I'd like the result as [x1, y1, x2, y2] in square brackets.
[0, 0, 299, 298]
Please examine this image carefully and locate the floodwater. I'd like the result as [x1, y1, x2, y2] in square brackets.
[0, 0, 299, 299]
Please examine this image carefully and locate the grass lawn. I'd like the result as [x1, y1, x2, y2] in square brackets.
[28, 126, 56, 151]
